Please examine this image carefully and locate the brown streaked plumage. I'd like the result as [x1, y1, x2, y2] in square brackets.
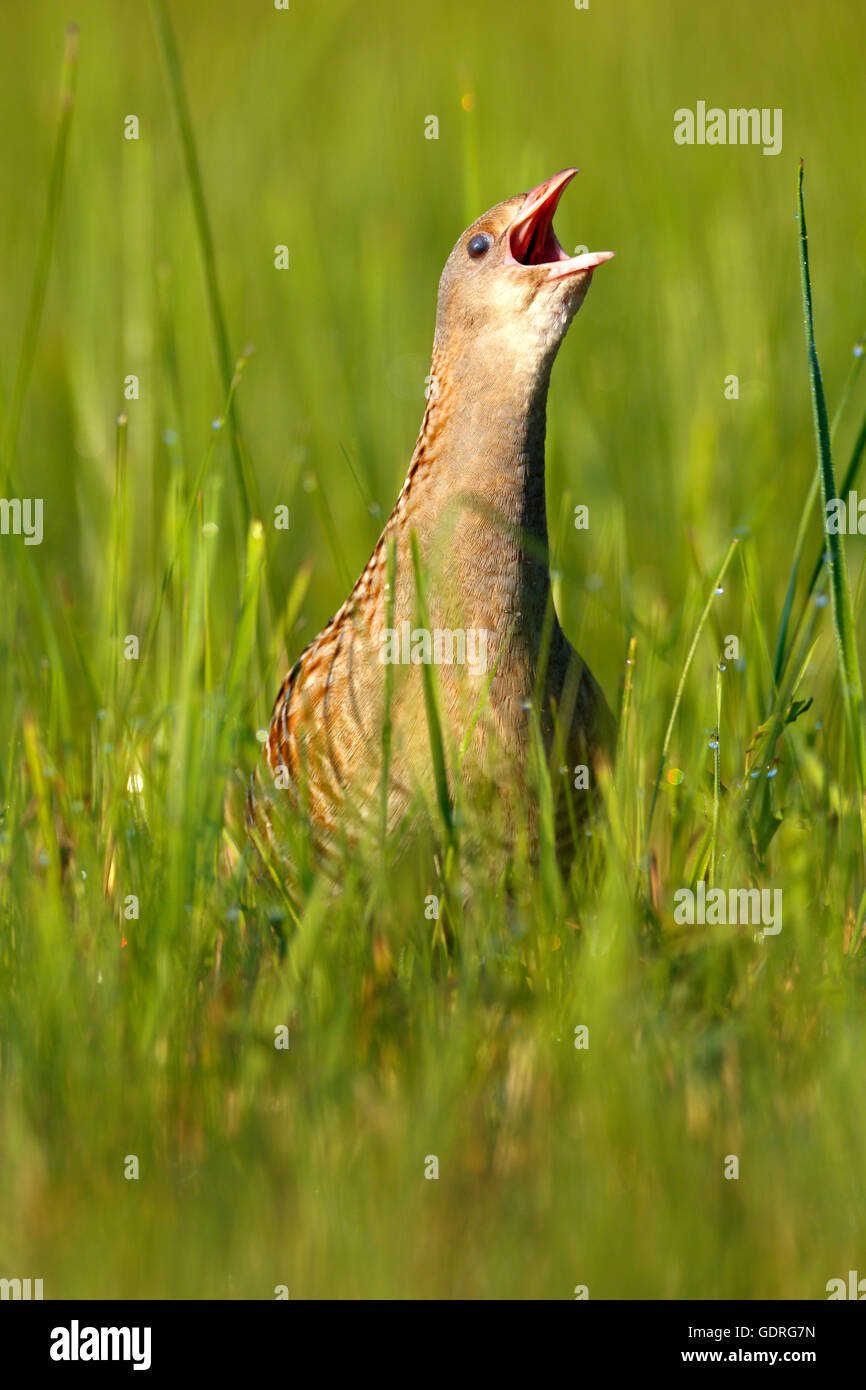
[247, 168, 615, 878]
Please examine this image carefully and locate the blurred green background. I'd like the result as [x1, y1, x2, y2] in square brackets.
[1, 0, 865, 1299]
[4, 0, 865, 704]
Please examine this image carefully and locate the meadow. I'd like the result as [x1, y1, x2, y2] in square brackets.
[1, 0, 865, 1298]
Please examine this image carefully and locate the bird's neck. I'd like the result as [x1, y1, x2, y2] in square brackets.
[385, 343, 558, 652]
[417, 345, 554, 547]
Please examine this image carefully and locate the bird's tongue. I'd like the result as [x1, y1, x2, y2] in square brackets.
[505, 168, 614, 279]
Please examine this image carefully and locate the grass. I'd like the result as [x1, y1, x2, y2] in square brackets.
[795, 160, 866, 852]
[1, 0, 866, 1298]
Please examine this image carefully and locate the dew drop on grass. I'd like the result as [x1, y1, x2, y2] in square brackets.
[767, 768, 778, 779]
[714, 586, 724, 595]
[815, 593, 829, 608]
[211, 416, 224, 431]
[256, 729, 268, 744]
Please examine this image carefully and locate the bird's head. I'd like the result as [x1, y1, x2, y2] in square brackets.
[433, 169, 613, 389]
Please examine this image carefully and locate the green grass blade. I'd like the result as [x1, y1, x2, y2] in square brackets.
[149, 0, 260, 528]
[796, 161, 866, 844]
[710, 661, 722, 887]
[108, 413, 128, 715]
[409, 531, 455, 852]
[773, 335, 864, 685]
[645, 537, 739, 848]
[223, 519, 267, 731]
[379, 535, 397, 852]
[2, 24, 78, 480]
[804, 396, 866, 600]
[0, 26, 78, 748]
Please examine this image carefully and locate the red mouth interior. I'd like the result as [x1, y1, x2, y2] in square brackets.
[504, 172, 615, 280]
[509, 208, 568, 267]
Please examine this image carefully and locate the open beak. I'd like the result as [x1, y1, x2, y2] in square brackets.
[504, 168, 614, 281]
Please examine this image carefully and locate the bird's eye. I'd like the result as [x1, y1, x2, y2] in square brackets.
[467, 232, 493, 259]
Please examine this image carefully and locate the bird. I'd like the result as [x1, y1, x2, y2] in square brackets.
[247, 168, 616, 884]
